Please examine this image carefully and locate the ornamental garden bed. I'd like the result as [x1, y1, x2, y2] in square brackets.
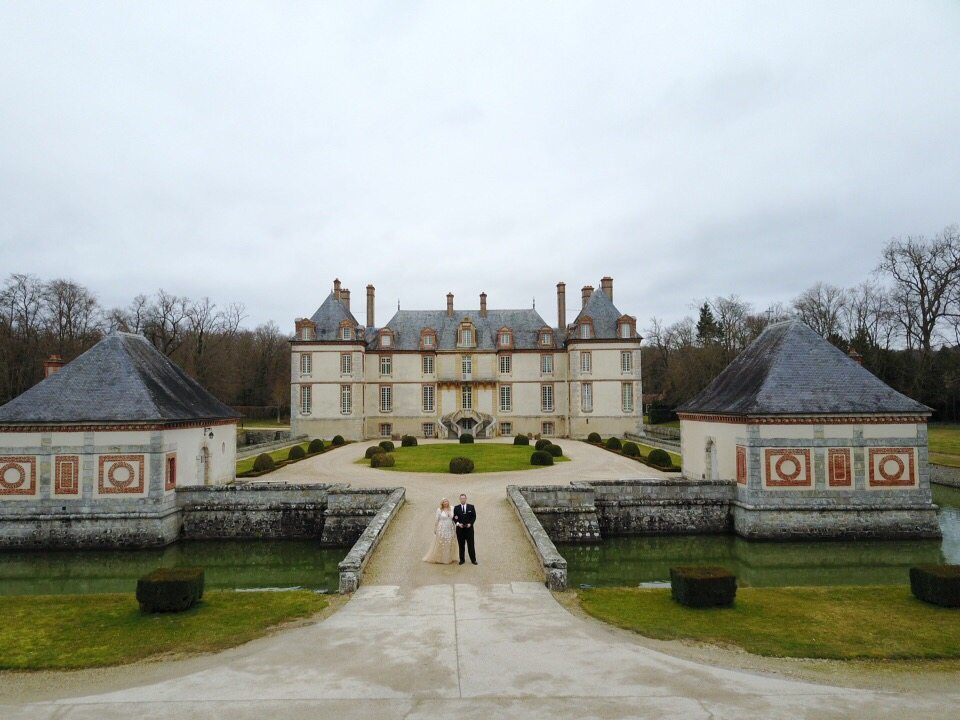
[236, 439, 351, 477]
[356, 442, 570, 474]
[585, 436, 682, 472]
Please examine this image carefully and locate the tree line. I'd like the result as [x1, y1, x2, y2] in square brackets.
[0, 276, 289, 417]
[643, 225, 960, 421]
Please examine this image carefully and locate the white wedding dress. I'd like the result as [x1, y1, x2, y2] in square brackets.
[422, 508, 457, 564]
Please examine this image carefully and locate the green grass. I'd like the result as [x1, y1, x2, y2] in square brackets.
[0, 590, 328, 670]
[357, 442, 570, 473]
[578, 586, 960, 660]
[239, 419, 290, 428]
[236, 442, 311, 475]
[929, 423, 960, 468]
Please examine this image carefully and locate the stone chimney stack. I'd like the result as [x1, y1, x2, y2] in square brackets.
[341, 288, 350, 312]
[479, 292, 487, 318]
[848, 348, 864, 365]
[333, 278, 342, 300]
[581, 285, 594, 307]
[447, 292, 454, 318]
[366, 285, 375, 327]
[556, 282, 566, 329]
[600, 276, 613, 302]
[43, 355, 64, 378]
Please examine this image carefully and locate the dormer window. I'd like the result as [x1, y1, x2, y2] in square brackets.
[497, 327, 513, 349]
[539, 330, 553, 346]
[340, 326, 353, 341]
[617, 315, 636, 339]
[301, 327, 312, 341]
[420, 327, 437, 350]
[458, 321, 476, 348]
[579, 320, 593, 339]
[423, 334, 434, 347]
[619, 324, 631, 338]
[379, 329, 394, 348]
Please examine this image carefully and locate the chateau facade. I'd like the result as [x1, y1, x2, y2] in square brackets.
[291, 278, 642, 440]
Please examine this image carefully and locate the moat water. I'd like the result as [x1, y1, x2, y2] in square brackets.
[0, 540, 343, 596]
[564, 484, 960, 588]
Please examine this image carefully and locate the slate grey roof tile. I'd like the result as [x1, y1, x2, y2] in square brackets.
[571, 289, 626, 338]
[373, 308, 556, 351]
[309, 293, 362, 340]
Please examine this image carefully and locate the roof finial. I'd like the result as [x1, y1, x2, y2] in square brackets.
[397, 299, 400, 311]
[532, 296, 536, 309]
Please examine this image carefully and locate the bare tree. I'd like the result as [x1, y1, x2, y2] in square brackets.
[144, 290, 191, 356]
[712, 295, 752, 356]
[41, 279, 103, 353]
[792, 282, 847, 339]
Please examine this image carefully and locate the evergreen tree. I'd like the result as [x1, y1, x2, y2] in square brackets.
[696, 302, 721, 346]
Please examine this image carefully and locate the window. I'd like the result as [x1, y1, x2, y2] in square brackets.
[500, 421, 512, 436]
[579, 323, 592, 339]
[541, 354, 554, 374]
[165, 455, 177, 491]
[498, 331, 511, 346]
[542, 421, 555, 436]
[580, 352, 592, 373]
[620, 323, 632, 338]
[300, 385, 312, 415]
[379, 355, 392, 376]
[622, 382, 634, 412]
[422, 355, 434, 374]
[423, 423, 435, 438]
[581, 382, 593, 412]
[381, 334, 392, 347]
[423, 334, 434, 347]
[340, 326, 352, 340]
[422, 385, 435, 413]
[540, 331, 552, 346]
[621, 351, 633, 373]
[340, 353, 352, 375]
[300, 327, 312, 340]
[379, 385, 392, 412]
[499, 384, 512, 412]
[462, 384, 473, 410]
[499, 354, 512, 374]
[299, 353, 312, 375]
[461, 355, 472, 376]
[459, 327, 474, 346]
[379, 423, 392, 437]
[541, 384, 554, 412]
[340, 384, 352, 414]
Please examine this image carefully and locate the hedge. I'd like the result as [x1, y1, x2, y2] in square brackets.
[288, 444, 306, 460]
[136, 567, 205, 613]
[648, 448, 672, 468]
[449, 456, 475, 474]
[379, 440, 395, 452]
[587, 432, 602, 443]
[546, 444, 563, 457]
[530, 450, 554, 466]
[365, 446, 386, 460]
[513, 434, 530, 446]
[910, 564, 960, 607]
[604, 437, 622, 451]
[308, 438, 324, 453]
[332, 435, 345, 446]
[622, 442, 640, 457]
[401, 435, 418, 447]
[252, 453, 275, 472]
[371, 452, 395, 468]
[459, 433, 474, 444]
[670, 566, 737, 608]
[534, 438, 552, 451]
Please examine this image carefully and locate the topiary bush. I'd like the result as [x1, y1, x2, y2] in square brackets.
[370, 452, 396, 468]
[379, 440, 395, 452]
[308, 438, 324, 454]
[530, 450, 554, 466]
[546, 443, 563, 457]
[604, 437, 622, 451]
[401, 435, 417, 447]
[910, 564, 960, 607]
[648, 448, 672, 468]
[459, 433, 474, 444]
[449, 456, 475, 474]
[587, 432, 602, 443]
[332, 435, 345, 446]
[670, 566, 737, 608]
[622, 442, 640, 458]
[252, 453, 275, 472]
[365, 446, 386, 460]
[514, 434, 530, 446]
[288, 444, 306, 460]
[535, 438, 552, 451]
[136, 567, 205, 613]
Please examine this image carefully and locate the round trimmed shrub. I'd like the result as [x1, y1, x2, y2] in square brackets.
[513, 434, 530, 446]
[459, 433, 474, 444]
[365, 446, 386, 460]
[288, 444, 306, 460]
[587, 432, 602, 443]
[379, 440, 395, 452]
[308, 438, 324, 454]
[648, 448, 672, 467]
[530, 450, 554, 466]
[535, 438, 552, 451]
[605, 437, 622, 451]
[546, 443, 563, 457]
[401, 435, 417, 447]
[449, 456, 475, 474]
[622, 442, 640, 458]
[332, 435, 345, 446]
[252, 453, 275, 472]
[370, 452, 395, 468]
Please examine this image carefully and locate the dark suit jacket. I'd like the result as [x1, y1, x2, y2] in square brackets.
[453, 503, 476, 528]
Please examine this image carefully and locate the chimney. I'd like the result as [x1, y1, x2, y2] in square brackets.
[556, 282, 566, 329]
[366, 285, 375, 327]
[581, 285, 594, 307]
[848, 348, 863, 365]
[333, 278, 342, 300]
[341, 288, 350, 312]
[43, 355, 65, 378]
[447, 292, 454, 318]
[479, 292, 487, 318]
[600, 276, 613, 302]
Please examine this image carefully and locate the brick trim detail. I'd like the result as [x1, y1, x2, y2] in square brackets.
[98, 454, 146, 494]
[0, 418, 236, 433]
[678, 413, 928, 425]
[764, 448, 812, 487]
[0, 456, 36, 496]
[55, 455, 81, 495]
[736, 445, 747, 485]
[868, 447, 917, 487]
[827, 448, 852, 487]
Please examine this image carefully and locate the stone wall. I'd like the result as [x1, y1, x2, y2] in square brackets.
[514, 485, 601, 543]
[506, 485, 567, 591]
[338, 488, 405, 593]
[321, 487, 401, 546]
[931, 463, 960, 489]
[0, 507, 181, 549]
[732, 501, 942, 540]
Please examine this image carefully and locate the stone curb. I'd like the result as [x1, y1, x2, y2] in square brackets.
[338, 487, 405, 594]
[931, 463, 960, 489]
[506, 485, 568, 591]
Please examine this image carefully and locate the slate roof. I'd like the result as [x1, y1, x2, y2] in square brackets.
[0, 332, 240, 425]
[309, 292, 362, 340]
[677, 320, 930, 416]
[375, 308, 556, 351]
[571, 288, 627, 338]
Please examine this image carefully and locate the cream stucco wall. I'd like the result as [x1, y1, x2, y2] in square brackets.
[680, 419, 747, 481]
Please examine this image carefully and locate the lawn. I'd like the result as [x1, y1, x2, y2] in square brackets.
[358, 442, 569, 473]
[236, 441, 311, 474]
[578, 586, 960, 660]
[929, 423, 960, 468]
[0, 590, 328, 670]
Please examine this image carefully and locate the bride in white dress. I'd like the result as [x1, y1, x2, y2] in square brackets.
[422, 498, 457, 564]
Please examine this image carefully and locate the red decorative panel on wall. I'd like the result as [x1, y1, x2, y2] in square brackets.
[55, 455, 80, 495]
[868, 448, 916, 487]
[0, 456, 37, 496]
[827, 449, 852, 487]
[165, 453, 177, 491]
[764, 449, 812, 487]
[736, 446, 747, 485]
[97, 455, 146, 494]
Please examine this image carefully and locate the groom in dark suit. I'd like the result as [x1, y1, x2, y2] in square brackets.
[453, 493, 477, 565]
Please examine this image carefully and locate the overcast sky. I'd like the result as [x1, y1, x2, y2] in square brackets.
[1, 1, 958, 331]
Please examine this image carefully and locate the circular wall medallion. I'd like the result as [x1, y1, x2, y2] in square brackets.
[879, 455, 905, 482]
[775, 454, 802, 481]
[107, 461, 135, 489]
[0, 463, 26, 490]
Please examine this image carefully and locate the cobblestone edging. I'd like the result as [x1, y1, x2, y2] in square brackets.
[931, 463, 960, 488]
[506, 485, 568, 591]
[236, 434, 308, 459]
[338, 487, 405, 594]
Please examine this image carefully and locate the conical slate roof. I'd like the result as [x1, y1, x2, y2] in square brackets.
[677, 320, 930, 416]
[572, 289, 626, 338]
[309, 292, 362, 339]
[0, 332, 240, 425]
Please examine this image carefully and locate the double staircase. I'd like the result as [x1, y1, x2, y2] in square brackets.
[439, 410, 498, 439]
